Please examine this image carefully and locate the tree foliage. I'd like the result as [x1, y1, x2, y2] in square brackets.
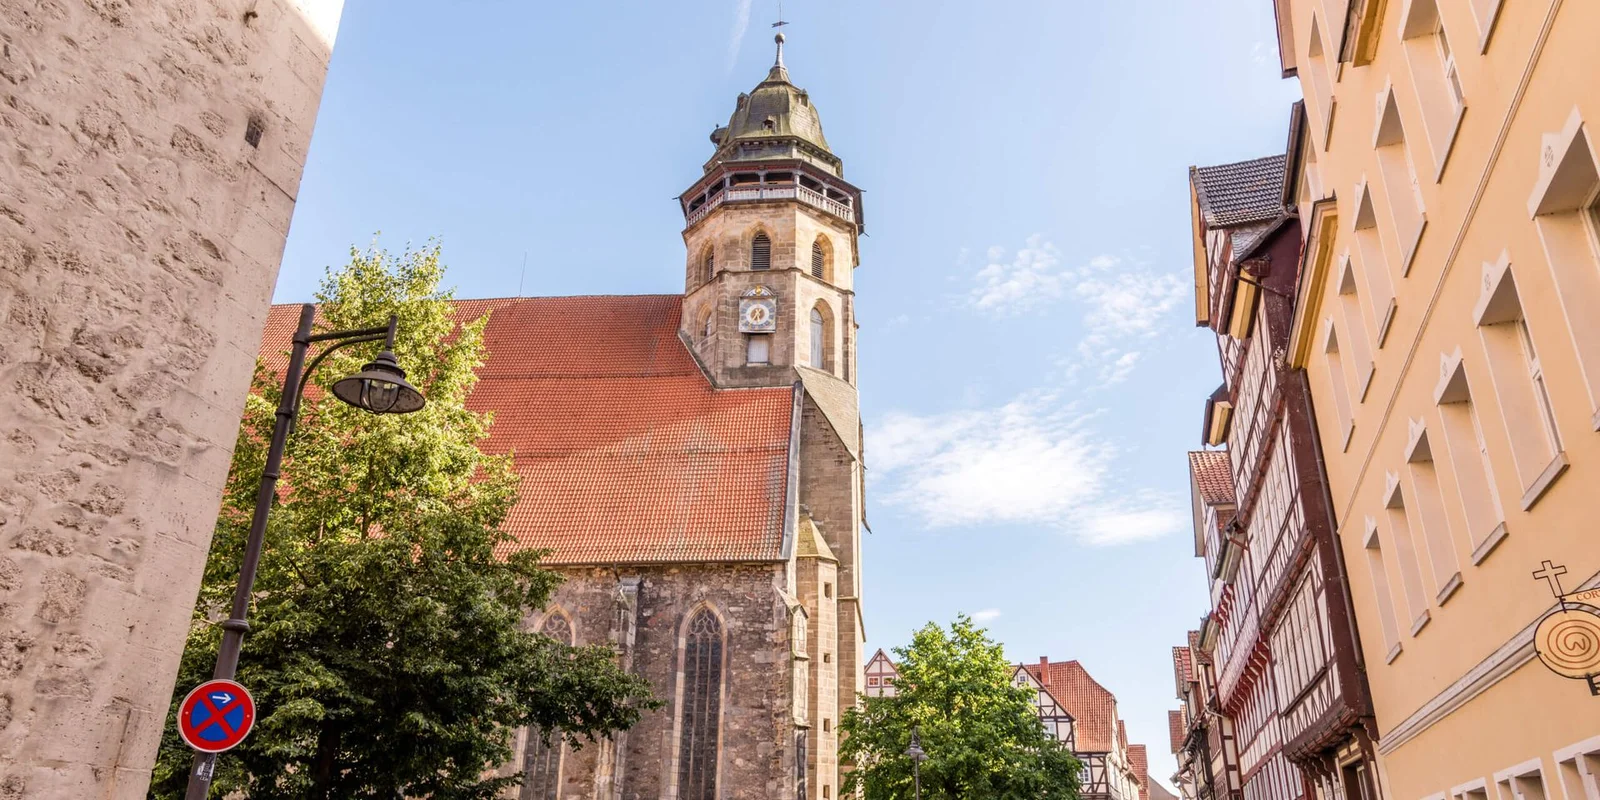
[151, 243, 658, 799]
[840, 616, 1082, 800]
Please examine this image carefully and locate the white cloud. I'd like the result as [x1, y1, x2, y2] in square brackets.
[970, 609, 1003, 623]
[962, 240, 1186, 382]
[1068, 254, 1187, 388]
[726, 0, 753, 72]
[966, 236, 1070, 314]
[1250, 41, 1273, 65]
[869, 391, 1181, 545]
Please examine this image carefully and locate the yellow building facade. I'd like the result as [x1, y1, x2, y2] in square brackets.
[1272, 0, 1600, 796]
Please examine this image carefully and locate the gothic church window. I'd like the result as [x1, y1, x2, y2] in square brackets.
[811, 238, 825, 279]
[521, 613, 572, 800]
[809, 309, 825, 368]
[703, 248, 715, 283]
[678, 609, 725, 800]
[751, 232, 772, 271]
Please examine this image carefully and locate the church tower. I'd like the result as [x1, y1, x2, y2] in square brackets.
[679, 33, 863, 389]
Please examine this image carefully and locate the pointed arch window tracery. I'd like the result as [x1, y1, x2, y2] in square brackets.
[678, 609, 724, 800]
[520, 613, 572, 800]
[811, 238, 825, 279]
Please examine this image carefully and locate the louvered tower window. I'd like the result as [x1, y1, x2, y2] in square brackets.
[811, 239, 825, 279]
[751, 233, 771, 271]
[678, 609, 724, 800]
[521, 614, 572, 800]
[703, 249, 714, 283]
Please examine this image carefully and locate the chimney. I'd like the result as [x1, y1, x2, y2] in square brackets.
[1039, 656, 1050, 687]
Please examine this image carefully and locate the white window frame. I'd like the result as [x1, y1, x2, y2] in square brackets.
[1395, 1, 1467, 179]
[1493, 758, 1550, 800]
[1528, 109, 1600, 430]
[1472, 251, 1568, 508]
[1553, 734, 1600, 800]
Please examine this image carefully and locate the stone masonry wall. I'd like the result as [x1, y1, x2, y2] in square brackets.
[0, 1, 342, 795]
[798, 399, 866, 741]
[539, 564, 799, 800]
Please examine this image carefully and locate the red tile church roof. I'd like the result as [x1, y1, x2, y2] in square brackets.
[259, 296, 796, 566]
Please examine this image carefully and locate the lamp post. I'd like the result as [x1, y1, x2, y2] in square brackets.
[184, 303, 426, 800]
[906, 723, 928, 800]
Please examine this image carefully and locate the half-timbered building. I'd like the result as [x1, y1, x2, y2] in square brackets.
[864, 648, 899, 698]
[1020, 658, 1146, 800]
[1180, 117, 1382, 800]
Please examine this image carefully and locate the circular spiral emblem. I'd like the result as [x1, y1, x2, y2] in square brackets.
[1534, 608, 1600, 679]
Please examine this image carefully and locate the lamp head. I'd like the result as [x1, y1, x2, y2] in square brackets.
[331, 351, 426, 414]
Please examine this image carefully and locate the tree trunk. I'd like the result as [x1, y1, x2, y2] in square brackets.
[311, 723, 342, 798]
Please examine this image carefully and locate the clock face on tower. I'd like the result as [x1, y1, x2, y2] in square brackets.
[738, 286, 777, 333]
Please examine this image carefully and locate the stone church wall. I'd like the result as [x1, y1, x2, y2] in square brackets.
[798, 399, 866, 737]
[544, 563, 800, 800]
[0, 1, 342, 795]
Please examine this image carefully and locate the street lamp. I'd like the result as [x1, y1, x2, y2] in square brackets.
[906, 723, 928, 800]
[185, 303, 425, 800]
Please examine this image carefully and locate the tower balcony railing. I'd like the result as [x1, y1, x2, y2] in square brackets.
[683, 182, 855, 228]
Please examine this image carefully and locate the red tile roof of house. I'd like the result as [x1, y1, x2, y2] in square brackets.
[1188, 450, 1235, 506]
[1168, 709, 1185, 754]
[1022, 659, 1119, 752]
[1172, 645, 1195, 697]
[259, 296, 796, 566]
[1129, 744, 1149, 800]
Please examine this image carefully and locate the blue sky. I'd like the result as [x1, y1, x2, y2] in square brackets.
[274, 0, 1302, 786]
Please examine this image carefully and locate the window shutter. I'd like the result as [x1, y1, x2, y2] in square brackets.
[751, 233, 771, 271]
[811, 239, 825, 279]
[703, 250, 714, 281]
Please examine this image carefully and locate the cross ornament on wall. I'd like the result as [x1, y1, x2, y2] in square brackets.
[1534, 560, 1570, 608]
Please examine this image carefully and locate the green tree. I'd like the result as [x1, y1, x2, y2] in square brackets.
[150, 243, 658, 799]
[840, 616, 1082, 800]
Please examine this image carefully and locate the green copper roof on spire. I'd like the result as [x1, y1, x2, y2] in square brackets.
[707, 32, 836, 172]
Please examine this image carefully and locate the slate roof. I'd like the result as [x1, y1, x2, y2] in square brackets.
[259, 296, 795, 566]
[1188, 450, 1236, 506]
[1022, 659, 1119, 752]
[1168, 709, 1186, 754]
[1191, 155, 1288, 229]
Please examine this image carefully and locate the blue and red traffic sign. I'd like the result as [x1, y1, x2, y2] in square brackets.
[177, 679, 256, 753]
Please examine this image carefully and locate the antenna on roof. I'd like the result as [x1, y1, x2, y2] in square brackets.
[517, 252, 527, 297]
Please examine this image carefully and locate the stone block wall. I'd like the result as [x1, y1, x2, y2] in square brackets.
[0, 0, 342, 795]
[542, 564, 800, 800]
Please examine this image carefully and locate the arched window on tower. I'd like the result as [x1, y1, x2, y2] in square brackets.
[809, 301, 835, 374]
[751, 233, 771, 271]
[701, 307, 714, 339]
[678, 609, 724, 800]
[809, 308, 825, 369]
[702, 248, 715, 283]
[522, 613, 572, 800]
[811, 239, 825, 279]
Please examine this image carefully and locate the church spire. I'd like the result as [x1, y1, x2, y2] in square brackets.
[767, 32, 789, 83]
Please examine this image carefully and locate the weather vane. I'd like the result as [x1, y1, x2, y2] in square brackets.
[1531, 560, 1600, 696]
[773, 0, 788, 28]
